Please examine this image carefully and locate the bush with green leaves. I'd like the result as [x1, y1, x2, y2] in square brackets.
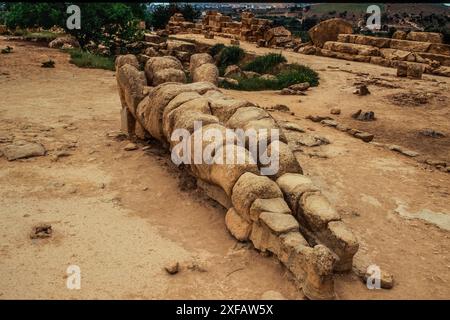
[217, 45, 245, 71]
[147, 3, 200, 30]
[65, 48, 115, 71]
[65, 3, 143, 51]
[242, 53, 287, 74]
[208, 43, 226, 57]
[3, 3, 145, 52]
[220, 63, 319, 91]
[4, 3, 65, 29]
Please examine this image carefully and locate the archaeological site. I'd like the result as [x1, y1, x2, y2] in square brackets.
[0, 2, 449, 306]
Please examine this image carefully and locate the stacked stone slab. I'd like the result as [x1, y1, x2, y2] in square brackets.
[300, 27, 450, 77]
[166, 13, 196, 34]
[183, 11, 298, 48]
[114, 53, 360, 299]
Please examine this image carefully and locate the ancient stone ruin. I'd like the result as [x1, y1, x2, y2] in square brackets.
[165, 14, 449, 78]
[167, 11, 299, 49]
[115, 50, 359, 299]
[299, 18, 450, 78]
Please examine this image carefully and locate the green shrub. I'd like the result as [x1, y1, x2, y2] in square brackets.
[242, 53, 286, 74]
[208, 43, 225, 57]
[217, 45, 244, 70]
[277, 64, 319, 88]
[220, 63, 319, 91]
[220, 77, 280, 91]
[23, 30, 59, 41]
[65, 48, 115, 71]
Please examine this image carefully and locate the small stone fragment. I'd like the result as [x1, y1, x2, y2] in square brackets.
[164, 261, 179, 275]
[330, 108, 341, 115]
[30, 223, 52, 239]
[124, 143, 138, 151]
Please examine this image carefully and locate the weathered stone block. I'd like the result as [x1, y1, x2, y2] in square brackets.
[231, 172, 283, 219]
[249, 198, 291, 221]
[225, 208, 252, 241]
[276, 173, 319, 213]
[299, 192, 341, 231]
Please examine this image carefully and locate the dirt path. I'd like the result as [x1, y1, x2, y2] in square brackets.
[1, 36, 449, 299]
[0, 38, 303, 300]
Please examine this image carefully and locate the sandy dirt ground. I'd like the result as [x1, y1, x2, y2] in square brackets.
[1, 35, 449, 299]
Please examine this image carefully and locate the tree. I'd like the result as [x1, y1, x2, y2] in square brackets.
[4, 2, 65, 29]
[147, 3, 200, 30]
[64, 3, 142, 49]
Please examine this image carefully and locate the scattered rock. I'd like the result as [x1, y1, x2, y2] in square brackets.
[388, 145, 419, 157]
[353, 131, 374, 143]
[419, 129, 445, 138]
[388, 91, 429, 107]
[1, 142, 46, 161]
[279, 122, 305, 133]
[306, 115, 332, 122]
[288, 82, 310, 92]
[41, 60, 55, 68]
[364, 270, 395, 289]
[353, 84, 370, 96]
[220, 77, 239, 86]
[164, 261, 179, 275]
[321, 119, 338, 127]
[1, 45, 13, 54]
[351, 109, 376, 121]
[30, 223, 52, 239]
[330, 108, 341, 115]
[308, 18, 353, 47]
[270, 104, 290, 113]
[224, 65, 242, 78]
[124, 143, 138, 151]
[425, 159, 447, 167]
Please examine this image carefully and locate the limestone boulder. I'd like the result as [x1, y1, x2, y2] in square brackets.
[192, 63, 219, 85]
[380, 48, 412, 61]
[231, 172, 283, 219]
[136, 82, 217, 142]
[209, 144, 259, 196]
[208, 97, 254, 123]
[323, 41, 379, 56]
[264, 141, 303, 179]
[406, 31, 443, 44]
[389, 39, 431, 53]
[308, 18, 353, 48]
[116, 64, 147, 115]
[190, 53, 214, 74]
[249, 198, 291, 221]
[226, 107, 270, 129]
[392, 30, 407, 40]
[276, 173, 319, 213]
[163, 91, 203, 140]
[354, 35, 390, 48]
[428, 43, 450, 56]
[144, 47, 159, 57]
[152, 68, 186, 86]
[299, 191, 341, 231]
[259, 212, 299, 235]
[1, 142, 46, 161]
[144, 56, 183, 85]
[224, 65, 242, 78]
[49, 36, 80, 49]
[225, 208, 252, 241]
[166, 39, 196, 53]
[115, 54, 140, 71]
[264, 26, 291, 42]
